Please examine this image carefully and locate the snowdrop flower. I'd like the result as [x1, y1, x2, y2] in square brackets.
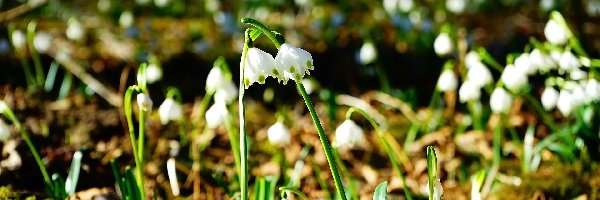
[467, 62, 493, 87]
[434, 33, 453, 56]
[66, 18, 85, 41]
[274, 43, 314, 83]
[158, 98, 183, 124]
[544, 19, 570, 46]
[514, 53, 536, 75]
[459, 80, 481, 103]
[359, 41, 377, 65]
[437, 69, 458, 92]
[145, 63, 162, 84]
[530, 48, 556, 72]
[214, 80, 237, 104]
[206, 67, 227, 93]
[136, 93, 153, 111]
[586, 79, 600, 102]
[541, 87, 559, 110]
[11, 30, 26, 51]
[244, 47, 277, 87]
[569, 68, 587, 80]
[559, 51, 580, 71]
[446, 0, 466, 14]
[119, 11, 134, 28]
[426, 178, 444, 200]
[501, 64, 528, 92]
[571, 85, 586, 106]
[557, 90, 574, 116]
[267, 121, 291, 147]
[334, 119, 364, 148]
[0, 119, 10, 142]
[398, 0, 414, 12]
[33, 31, 52, 53]
[205, 102, 228, 129]
[490, 87, 513, 114]
[465, 51, 481, 69]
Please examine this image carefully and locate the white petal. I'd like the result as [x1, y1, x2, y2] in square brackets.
[541, 87, 559, 110]
[334, 120, 364, 148]
[459, 80, 481, 102]
[490, 87, 513, 114]
[434, 33, 453, 56]
[437, 69, 458, 92]
[267, 121, 291, 147]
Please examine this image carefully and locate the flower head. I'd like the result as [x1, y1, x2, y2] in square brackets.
[11, 30, 26, 51]
[33, 31, 52, 53]
[359, 41, 377, 65]
[145, 63, 163, 84]
[158, 98, 183, 124]
[66, 18, 85, 41]
[559, 51, 580, 71]
[544, 19, 570, 46]
[334, 119, 364, 148]
[490, 87, 513, 114]
[437, 69, 458, 92]
[586, 79, 600, 102]
[467, 62, 493, 87]
[136, 93, 153, 111]
[541, 87, 559, 110]
[557, 89, 574, 116]
[465, 51, 481, 69]
[267, 121, 291, 147]
[206, 67, 227, 93]
[514, 53, 536, 75]
[434, 33, 453, 56]
[244, 47, 276, 88]
[205, 102, 228, 129]
[214, 79, 238, 104]
[459, 80, 481, 103]
[274, 43, 314, 83]
[530, 48, 556, 72]
[501, 64, 528, 92]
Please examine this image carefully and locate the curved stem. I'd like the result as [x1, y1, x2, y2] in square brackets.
[238, 29, 251, 200]
[241, 18, 283, 49]
[137, 109, 146, 199]
[296, 82, 347, 200]
[27, 20, 44, 86]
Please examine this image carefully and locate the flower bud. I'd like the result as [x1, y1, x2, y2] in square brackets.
[467, 62, 493, 87]
[541, 87, 559, 110]
[274, 43, 314, 83]
[158, 98, 183, 125]
[334, 119, 364, 148]
[557, 89, 574, 116]
[33, 31, 52, 53]
[136, 93, 153, 111]
[205, 102, 228, 129]
[434, 33, 453, 56]
[501, 64, 528, 92]
[437, 69, 458, 92]
[359, 41, 377, 65]
[490, 87, 513, 114]
[267, 121, 291, 147]
[559, 51, 580, 71]
[544, 19, 569, 46]
[459, 80, 481, 103]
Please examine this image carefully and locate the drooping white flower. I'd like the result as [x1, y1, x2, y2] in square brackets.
[530, 48, 556, 72]
[214, 80, 237, 104]
[206, 67, 227, 93]
[119, 11, 134, 28]
[267, 121, 291, 147]
[244, 47, 277, 87]
[145, 63, 162, 84]
[541, 87, 559, 110]
[434, 33, 453, 56]
[514, 53, 536, 75]
[334, 119, 365, 148]
[569, 68, 587, 80]
[437, 69, 458, 92]
[274, 43, 314, 83]
[0, 119, 11, 142]
[205, 102, 228, 129]
[359, 41, 377, 65]
[158, 98, 183, 124]
[11, 30, 26, 51]
[490, 87, 513, 114]
[467, 62, 493, 87]
[501, 64, 528, 92]
[446, 0, 466, 14]
[33, 31, 52, 53]
[459, 80, 481, 103]
[557, 89, 574, 116]
[559, 51, 580, 71]
[136, 93, 153, 111]
[570, 84, 586, 106]
[426, 178, 444, 200]
[586, 79, 600, 102]
[465, 51, 481, 69]
[544, 19, 569, 46]
[66, 18, 85, 41]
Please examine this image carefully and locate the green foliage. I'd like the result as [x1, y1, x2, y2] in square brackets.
[373, 181, 388, 200]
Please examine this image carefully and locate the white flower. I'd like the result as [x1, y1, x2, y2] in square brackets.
[158, 98, 183, 124]
[205, 102, 228, 129]
[434, 33, 453, 56]
[446, 0, 466, 14]
[119, 11, 134, 28]
[557, 90, 574, 116]
[426, 178, 444, 200]
[586, 79, 600, 102]
[145, 63, 162, 84]
[267, 121, 291, 147]
[467, 62, 493, 87]
[465, 51, 481, 69]
[541, 87, 559, 110]
[359, 41, 377, 65]
[334, 119, 364, 148]
[274, 43, 314, 83]
[530, 48, 556, 72]
[398, 0, 414, 12]
[569, 68, 587, 80]
[0, 119, 11, 142]
[154, 0, 170, 7]
[559, 51, 580, 71]
[437, 69, 458, 92]
[459, 80, 481, 103]
[301, 78, 317, 94]
[33, 31, 52, 53]
[214, 80, 238, 104]
[514, 53, 536, 75]
[11, 30, 26, 51]
[244, 47, 277, 87]
[490, 87, 513, 114]
[544, 19, 569, 45]
[66, 18, 85, 41]
[206, 67, 227, 93]
[501, 64, 528, 92]
[571, 84, 586, 106]
[136, 93, 153, 111]
[383, 0, 399, 14]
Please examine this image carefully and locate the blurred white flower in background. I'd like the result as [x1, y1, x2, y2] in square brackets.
[398, 0, 414, 13]
[465, 51, 481, 69]
[136, 93, 153, 111]
[267, 121, 291, 147]
[559, 51, 580, 71]
[359, 41, 377, 65]
[446, 0, 466, 14]
[437, 69, 458, 92]
[119, 11, 134, 28]
[66, 18, 85, 41]
[10, 30, 26, 51]
[154, 0, 170, 8]
[206, 67, 227, 93]
[459, 80, 481, 103]
[434, 33, 453, 56]
[514, 53, 536, 75]
[214, 80, 238, 104]
[541, 87, 559, 110]
[586, 79, 600, 102]
[501, 64, 528, 92]
[544, 19, 570, 46]
[334, 119, 364, 148]
[0, 119, 11, 142]
[205, 102, 228, 129]
[530, 48, 556, 72]
[490, 87, 513, 114]
[569, 68, 587, 80]
[158, 98, 183, 125]
[145, 63, 163, 84]
[33, 31, 52, 53]
[467, 62, 493, 87]
[557, 89, 574, 116]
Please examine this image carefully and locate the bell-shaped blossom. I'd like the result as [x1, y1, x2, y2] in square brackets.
[530, 48, 556, 72]
[267, 121, 291, 147]
[0, 119, 11, 142]
[205, 102, 228, 129]
[570, 84, 586, 106]
[136, 93, 153, 111]
[359, 41, 377, 65]
[569, 68, 587, 80]
[158, 98, 183, 124]
[541, 87, 559, 110]
[459, 80, 481, 103]
[465, 51, 481, 69]
[557, 89, 574, 116]
[334, 119, 365, 148]
[559, 51, 580, 71]
[586, 79, 600, 102]
[398, 0, 414, 13]
[66, 18, 85, 41]
[426, 178, 444, 200]
[437, 69, 458, 92]
[214, 80, 238, 104]
[206, 67, 227, 93]
[245, 47, 277, 87]
[33, 32, 52, 53]
[434, 33, 453, 56]
[501, 64, 528, 92]
[490, 87, 513, 114]
[467, 62, 493, 87]
[274, 43, 314, 83]
[544, 19, 570, 46]
[514, 53, 536, 75]
[119, 11, 134, 28]
[145, 63, 162, 84]
[11, 30, 26, 51]
[446, 0, 466, 14]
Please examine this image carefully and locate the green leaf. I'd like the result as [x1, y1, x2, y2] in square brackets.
[279, 186, 309, 200]
[427, 146, 437, 200]
[249, 28, 262, 41]
[65, 151, 82, 196]
[373, 181, 388, 200]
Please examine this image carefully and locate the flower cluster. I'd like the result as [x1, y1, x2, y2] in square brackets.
[242, 43, 313, 88]
[459, 51, 493, 103]
[204, 63, 238, 128]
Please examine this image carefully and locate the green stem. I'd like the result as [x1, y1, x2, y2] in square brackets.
[8, 24, 36, 87]
[137, 109, 146, 199]
[331, 148, 357, 200]
[225, 113, 241, 180]
[241, 18, 283, 49]
[27, 20, 45, 86]
[238, 29, 251, 200]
